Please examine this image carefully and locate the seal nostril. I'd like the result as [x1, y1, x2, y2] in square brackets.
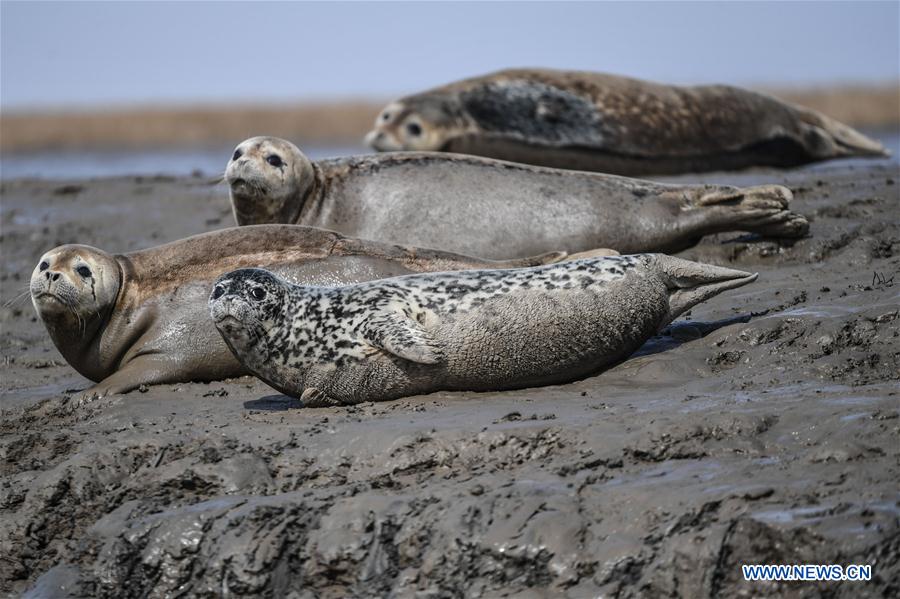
[51, 273, 61, 281]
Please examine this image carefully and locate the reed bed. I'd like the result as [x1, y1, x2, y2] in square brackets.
[1, 84, 896, 153]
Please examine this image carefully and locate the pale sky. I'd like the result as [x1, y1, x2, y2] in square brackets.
[2, 1, 899, 111]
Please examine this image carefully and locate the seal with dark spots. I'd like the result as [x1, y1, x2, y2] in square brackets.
[365, 68, 888, 175]
[30, 225, 570, 400]
[209, 255, 757, 406]
[227, 136, 809, 258]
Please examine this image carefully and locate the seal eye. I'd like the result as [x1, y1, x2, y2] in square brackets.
[212, 285, 225, 300]
[39, 261, 49, 271]
[381, 112, 391, 122]
[266, 155, 283, 168]
[406, 123, 422, 137]
[232, 149, 242, 161]
[76, 266, 92, 278]
[250, 287, 267, 301]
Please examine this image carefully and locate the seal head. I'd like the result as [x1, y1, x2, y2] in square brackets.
[226, 136, 317, 226]
[365, 99, 470, 152]
[210, 268, 287, 361]
[30, 245, 121, 381]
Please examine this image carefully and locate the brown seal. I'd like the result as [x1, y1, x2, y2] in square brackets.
[30, 225, 573, 399]
[227, 136, 809, 259]
[365, 68, 888, 175]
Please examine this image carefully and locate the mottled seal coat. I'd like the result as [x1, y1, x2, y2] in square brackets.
[227, 136, 808, 258]
[210, 255, 757, 405]
[30, 225, 568, 399]
[365, 68, 888, 175]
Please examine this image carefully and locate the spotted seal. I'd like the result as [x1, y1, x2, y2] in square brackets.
[209, 255, 757, 405]
[30, 225, 571, 399]
[364, 68, 888, 175]
[227, 136, 808, 258]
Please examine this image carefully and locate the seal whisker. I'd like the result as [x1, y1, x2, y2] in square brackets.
[3, 287, 32, 308]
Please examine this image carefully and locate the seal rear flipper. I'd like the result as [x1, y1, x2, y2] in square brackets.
[361, 311, 445, 364]
[686, 184, 809, 239]
[650, 254, 758, 322]
[500, 251, 570, 267]
[567, 248, 620, 260]
[794, 106, 889, 158]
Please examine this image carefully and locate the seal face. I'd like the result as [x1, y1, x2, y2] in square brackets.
[365, 101, 461, 152]
[364, 68, 888, 174]
[211, 256, 757, 406]
[30, 245, 121, 382]
[226, 136, 810, 258]
[226, 136, 317, 226]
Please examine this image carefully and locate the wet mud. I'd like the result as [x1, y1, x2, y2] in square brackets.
[1, 162, 898, 597]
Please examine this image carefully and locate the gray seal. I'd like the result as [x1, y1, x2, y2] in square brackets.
[209, 254, 757, 406]
[30, 225, 569, 400]
[365, 68, 888, 175]
[227, 136, 808, 258]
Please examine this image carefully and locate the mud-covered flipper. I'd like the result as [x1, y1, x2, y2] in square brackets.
[494, 248, 618, 264]
[498, 251, 570, 267]
[382, 244, 571, 273]
[650, 254, 758, 321]
[567, 248, 620, 260]
[685, 184, 809, 239]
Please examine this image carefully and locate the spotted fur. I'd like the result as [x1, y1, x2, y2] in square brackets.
[210, 255, 757, 407]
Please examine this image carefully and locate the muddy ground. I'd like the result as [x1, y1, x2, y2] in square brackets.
[1, 159, 898, 598]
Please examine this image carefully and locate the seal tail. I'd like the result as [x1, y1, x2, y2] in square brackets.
[687, 184, 809, 239]
[650, 254, 758, 321]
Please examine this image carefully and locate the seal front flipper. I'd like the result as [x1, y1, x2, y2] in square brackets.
[76, 354, 182, 404]
[300, 387, 342, 408]
[360, 311, 445, 364]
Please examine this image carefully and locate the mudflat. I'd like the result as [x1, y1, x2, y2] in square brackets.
[1, 161, 898, 597]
